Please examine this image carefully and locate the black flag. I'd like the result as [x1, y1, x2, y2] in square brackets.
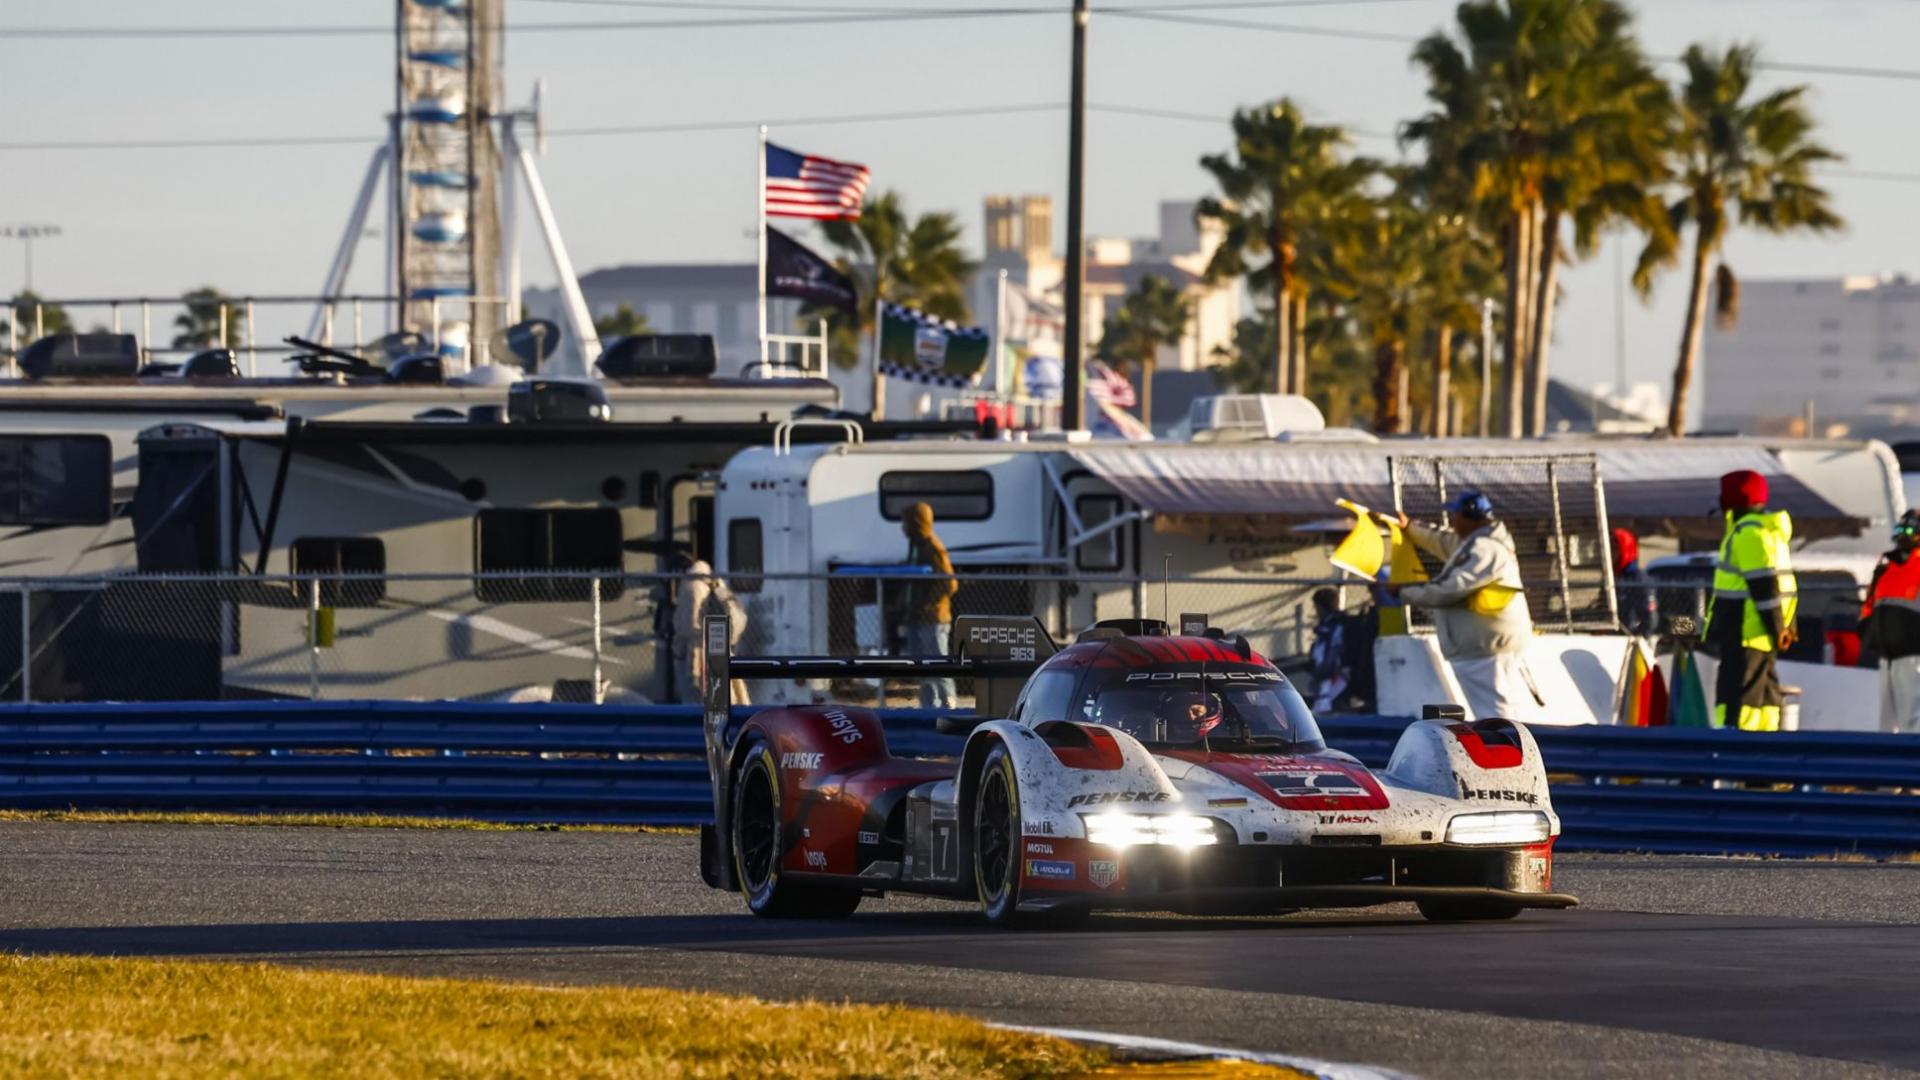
[766, 226, 858, 316]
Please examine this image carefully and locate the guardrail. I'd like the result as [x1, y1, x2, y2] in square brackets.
[0, 703, 1914, 858]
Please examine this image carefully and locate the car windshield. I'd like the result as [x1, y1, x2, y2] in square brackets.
[1081, 674, 1325, 751]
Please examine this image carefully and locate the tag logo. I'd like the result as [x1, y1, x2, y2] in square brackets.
[1088, 859, 1118, 889]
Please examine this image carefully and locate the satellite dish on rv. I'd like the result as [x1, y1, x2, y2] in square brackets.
[495, 318, 563, 370]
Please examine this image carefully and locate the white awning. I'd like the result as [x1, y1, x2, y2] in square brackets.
[1067, 443, 1854, 533]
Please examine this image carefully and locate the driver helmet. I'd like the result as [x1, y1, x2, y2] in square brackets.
[1161, 688, 1224, 740]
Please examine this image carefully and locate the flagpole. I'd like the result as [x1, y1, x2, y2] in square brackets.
[992, 269, 1008, 402]
[870, 296, 885, 421]
[757, 125, 769, 370]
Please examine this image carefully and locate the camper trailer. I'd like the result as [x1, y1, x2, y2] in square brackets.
[9, 410, 975, 704]
[715, 434, 1905, 726]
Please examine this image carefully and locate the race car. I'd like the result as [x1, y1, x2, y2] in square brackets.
[697, 613, 1576, 926]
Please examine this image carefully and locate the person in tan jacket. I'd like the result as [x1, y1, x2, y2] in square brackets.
[1382, 490, 1541, 721]
[901, 501, 960, 708]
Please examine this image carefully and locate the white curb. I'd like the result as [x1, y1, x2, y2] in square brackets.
[993, 1023, 1419, 1080]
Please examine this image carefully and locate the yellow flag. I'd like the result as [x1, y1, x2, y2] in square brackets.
[1330, 501, 1384, 578]
[1387, 523, 1428, 585]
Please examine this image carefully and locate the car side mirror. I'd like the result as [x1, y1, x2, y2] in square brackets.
[934, 715, 984, 736]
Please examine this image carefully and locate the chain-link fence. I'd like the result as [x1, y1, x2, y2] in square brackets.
[1389, 454, 1614, 633]
[0, 567, 1869, 707]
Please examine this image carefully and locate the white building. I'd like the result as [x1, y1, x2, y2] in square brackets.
[983, 195, 1242, 378]
[1703, 274, 1920, 437]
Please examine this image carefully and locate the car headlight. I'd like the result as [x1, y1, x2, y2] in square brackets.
[1446, 811, 1552, 846]
[1083, 812, 1218, 848]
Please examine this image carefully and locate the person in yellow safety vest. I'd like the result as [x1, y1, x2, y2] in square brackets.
[1704, 470, 1798, 732]
[1859, 509, 1920, 733]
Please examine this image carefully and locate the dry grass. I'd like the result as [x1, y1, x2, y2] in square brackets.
[0, 809, 695, 834]
[0, 955, 1114, 1079]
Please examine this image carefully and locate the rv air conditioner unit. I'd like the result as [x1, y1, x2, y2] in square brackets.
[1187, 393, 1325, 442]
[596, 334, 718, 380]
[507, 378, 613, 423]
[17, 333, 141, 380]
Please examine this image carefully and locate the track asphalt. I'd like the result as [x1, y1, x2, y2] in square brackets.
[2, 823, 1916, 1079]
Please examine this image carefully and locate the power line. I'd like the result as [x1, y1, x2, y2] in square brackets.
[1108, 9, 1920, 81]
[0, 103, 1069, 151]
[0, 10, 1052, 39]
[515, 0, 1416, 10]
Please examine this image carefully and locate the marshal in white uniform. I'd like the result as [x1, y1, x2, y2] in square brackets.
[1398, 497, 1541, 723]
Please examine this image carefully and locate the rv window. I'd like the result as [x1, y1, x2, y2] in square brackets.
[728, 518, 763, 593]
[0, 435, 111, 526]
[1074, 495, 1126, 572]
[878, 470, 994, 522]
[291, 537, 388, 607]
[473, 508, 625, 603]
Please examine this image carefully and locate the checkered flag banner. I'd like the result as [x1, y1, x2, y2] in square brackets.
[877, 302, 990, 387]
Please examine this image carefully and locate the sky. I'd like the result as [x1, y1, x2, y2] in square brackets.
[3, 0, 1917, 411]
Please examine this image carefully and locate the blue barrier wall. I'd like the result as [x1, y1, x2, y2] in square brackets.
[1, 702, 1915, 857]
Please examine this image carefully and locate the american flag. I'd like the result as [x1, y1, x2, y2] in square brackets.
[764, 142, 871, 221]
[1085, 359, 1137, 408]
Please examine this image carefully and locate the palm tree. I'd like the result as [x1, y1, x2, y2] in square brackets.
[1325, 192, 1427, 434]
[1197, 100, 1372, 397]
[593, 302, 652, 339]
[1096, 274, 1191, 426]
[172, 286, 245, 349]
[1633, 44, 1841, 436]
[1406, 0, 1668, 436]
[809, 190, 976, 373]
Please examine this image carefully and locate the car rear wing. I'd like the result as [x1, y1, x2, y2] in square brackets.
[697, 613, 1055, 892]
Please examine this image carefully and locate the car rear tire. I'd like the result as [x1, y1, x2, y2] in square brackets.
[731, 743, 860, 919]
[1417, 899, 1522, 922]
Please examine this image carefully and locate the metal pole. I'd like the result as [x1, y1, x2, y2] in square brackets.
[757, 125, 769, 368]
[111, 302, 121, 333]
[218, 304, 229, 351]
[353, 299, 364, 348]
[141, 301, 151, 365]
[1061, 0, 1090, 432]
[591, 575, 605, 705]
[1478, 298, 1493, 439]
[18, 583, 30, 704]
[507, 125, 601, 373]
[245, 298, 257, 375]
[1546, 461, 1574, 633]
[870, 295, 885, 420]
[992, 268, 1008, 399]
[1593, 463, 1619, 629]
[309, 577, 321, 700]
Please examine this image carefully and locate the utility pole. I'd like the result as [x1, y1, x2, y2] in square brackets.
[1, 225, 62, 291]
[1061, 0, 1089, 432]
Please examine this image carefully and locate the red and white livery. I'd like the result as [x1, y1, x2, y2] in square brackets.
[698, 615, 1576, 926]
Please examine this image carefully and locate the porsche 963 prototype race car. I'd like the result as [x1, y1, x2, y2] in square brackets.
[697, 613, 1576, 926]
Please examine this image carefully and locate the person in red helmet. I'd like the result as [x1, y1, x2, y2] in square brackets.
[1704, 470, 1798, 731]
